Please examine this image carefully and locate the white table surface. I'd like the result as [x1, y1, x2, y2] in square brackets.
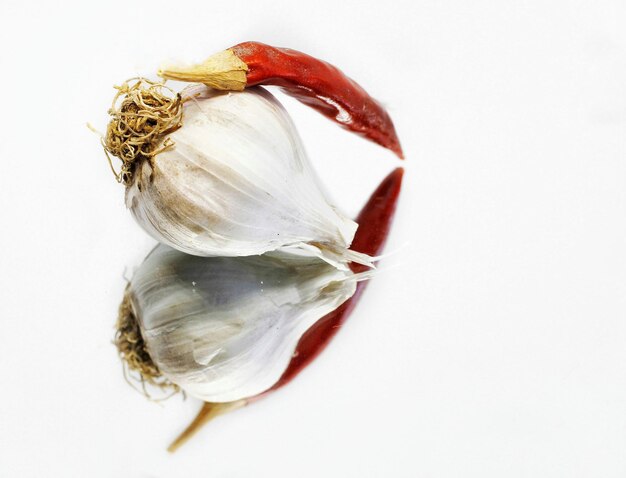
[1, 0, 626, 476]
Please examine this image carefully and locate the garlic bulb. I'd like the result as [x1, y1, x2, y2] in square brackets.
[113, 81, 363, 265]
[125, 244, 359, 402]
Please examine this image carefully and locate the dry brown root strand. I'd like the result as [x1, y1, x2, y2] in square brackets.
[114, 285, 180, 399]
[103, 77, 183, 185]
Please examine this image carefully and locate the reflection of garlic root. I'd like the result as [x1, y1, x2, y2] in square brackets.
[116, 244, 361, 403]
[104, 79, 370, 268]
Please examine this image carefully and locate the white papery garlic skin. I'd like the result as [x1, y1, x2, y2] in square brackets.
[128, 244, 358, 403]
[126, 85, 358, 263]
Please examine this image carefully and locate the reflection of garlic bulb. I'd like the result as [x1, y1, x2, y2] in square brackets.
[124, 84, 360, 263]
[127, 244, 358, 403]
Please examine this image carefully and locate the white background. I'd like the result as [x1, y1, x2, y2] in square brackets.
[1, 0, 625, 476]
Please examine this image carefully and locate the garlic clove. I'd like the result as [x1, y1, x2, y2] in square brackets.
[123, 84, 361, 264]
[127, 244, 358, 403]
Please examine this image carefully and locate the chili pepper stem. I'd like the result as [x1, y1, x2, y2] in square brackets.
[168, 400, 248, 453]
[158, 50, 248, 91]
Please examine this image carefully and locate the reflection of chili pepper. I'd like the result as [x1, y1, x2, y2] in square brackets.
[168, 168, 404, 452]
[268, 167, 405, 392]
[159, 41, 403, 158]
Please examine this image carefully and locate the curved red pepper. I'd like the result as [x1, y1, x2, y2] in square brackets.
[168, 168, 404, 451]
[231, 42, 404, 159]
[159, 42, 403, 159]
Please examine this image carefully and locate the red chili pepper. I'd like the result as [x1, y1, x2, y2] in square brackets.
[168, 168, 404, 452]
[159, 41, 404, 158]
